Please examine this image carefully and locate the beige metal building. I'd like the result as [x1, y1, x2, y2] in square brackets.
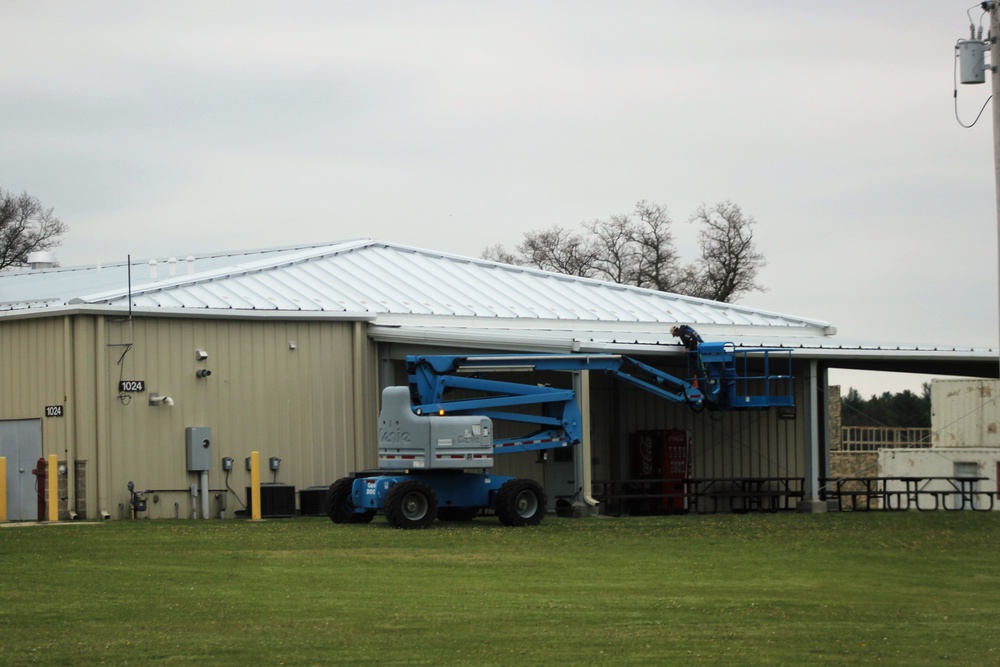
[1, 240, 995, 520]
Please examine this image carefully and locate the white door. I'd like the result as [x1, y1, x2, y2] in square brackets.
[953, 461, 979, 510]
[0, 419, 42, 521]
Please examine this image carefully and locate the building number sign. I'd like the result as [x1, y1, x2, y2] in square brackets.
[45, 405, 64, 417]
[119, 380, 146, 393]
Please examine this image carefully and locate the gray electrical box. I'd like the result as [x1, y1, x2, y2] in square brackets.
[185, 427, 212, 471]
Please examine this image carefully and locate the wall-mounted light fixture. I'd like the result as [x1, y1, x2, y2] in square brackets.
[195, 349, 209, 361]
[149, 393, 175, 407]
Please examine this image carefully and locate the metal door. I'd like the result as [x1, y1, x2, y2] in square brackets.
[953, 461, 979, 510]
[0, 419, 42, 521]
[544, 446, 576, 511]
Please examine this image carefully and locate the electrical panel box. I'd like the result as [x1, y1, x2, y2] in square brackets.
[185, 427, 212, 472]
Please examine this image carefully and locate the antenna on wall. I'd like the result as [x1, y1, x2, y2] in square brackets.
[110, 255, 137, 404]
[127, 253, 133, 321]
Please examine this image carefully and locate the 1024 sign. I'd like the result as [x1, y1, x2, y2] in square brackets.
[119, 380, 146, 393]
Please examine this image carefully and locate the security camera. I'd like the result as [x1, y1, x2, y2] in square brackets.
[164, 396, 175, 407]
[195, 369, 212, 379]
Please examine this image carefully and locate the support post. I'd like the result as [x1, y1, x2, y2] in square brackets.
[797, 360, 826, 513]
[991, 5, 1000, 378]
[250, 451, 262, 521]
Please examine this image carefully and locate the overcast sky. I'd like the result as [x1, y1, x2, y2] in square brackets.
[1, 1, 996, 397]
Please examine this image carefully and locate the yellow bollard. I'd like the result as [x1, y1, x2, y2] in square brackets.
[48, 454, 58, 522]
[250, 451, 261, 521]
[0, 457, 7, 522]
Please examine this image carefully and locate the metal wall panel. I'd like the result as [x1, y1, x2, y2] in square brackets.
[931, 379, 1000, 448]
[91, 316, 376, 519]
[0, 317, 71, 421]
[592, 362, 807, 483]
[0, 315, 377, 519]
[0, 316, 85, 519]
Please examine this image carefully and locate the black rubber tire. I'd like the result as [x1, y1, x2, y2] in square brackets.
[325, 477, 375, 524]
[437, 506, 480, 522]
[495, 478, 547, 527]
[385, 480, 438, 529]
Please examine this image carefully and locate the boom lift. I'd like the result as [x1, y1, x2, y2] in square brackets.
[325, 342, 793, 529]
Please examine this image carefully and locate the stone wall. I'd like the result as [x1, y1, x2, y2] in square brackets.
[828, 384, 842, 451]
[826, 387, 880, 507]
[56, 460, 87, 520]
[827, 451, 880, 509]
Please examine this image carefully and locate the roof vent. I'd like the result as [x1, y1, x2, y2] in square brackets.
[26, 251, 57, 270]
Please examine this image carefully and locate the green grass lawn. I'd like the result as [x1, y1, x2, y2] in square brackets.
[1, 512, 998, 666]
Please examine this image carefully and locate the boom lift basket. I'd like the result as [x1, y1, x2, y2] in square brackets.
[692, 342, 794, 409]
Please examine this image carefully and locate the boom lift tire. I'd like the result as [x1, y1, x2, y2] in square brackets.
[495, 478, 547, 527]
[326, 477, 375, 524]
[385, 480, 438, 529]
[437, 506, 480, 522]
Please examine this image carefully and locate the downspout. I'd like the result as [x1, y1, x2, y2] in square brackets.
[95, 315, 110, 518]
[63, 316, 76, 517]
[201, 470, 210, 519]
[572, 370, 599, 514]
[353, 321, 368, 470]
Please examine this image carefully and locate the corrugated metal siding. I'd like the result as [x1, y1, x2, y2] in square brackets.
[0, 314, 75, 484]
[592, 362, 805, 481]
[931, 379, 1000, 448]
[91, 316, 377, 519]
[0, 316, 71, 421]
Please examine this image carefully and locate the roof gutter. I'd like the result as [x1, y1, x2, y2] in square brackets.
[0, 304, 377, 323]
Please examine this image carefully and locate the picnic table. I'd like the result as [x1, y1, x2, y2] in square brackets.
[820, 476, 994, 512]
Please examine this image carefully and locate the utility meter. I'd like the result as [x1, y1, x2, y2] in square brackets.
[185, 427, 212, 472]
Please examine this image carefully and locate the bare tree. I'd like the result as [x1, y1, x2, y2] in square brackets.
[482, 199, 766, 303]
[583, 213, 638, 284]
[481, 243, 522, 265]
[517, 225, 600, 278]
[0, 189, 69, 270]
[628, 201, 692, 293]
[688, 201, 766, 302]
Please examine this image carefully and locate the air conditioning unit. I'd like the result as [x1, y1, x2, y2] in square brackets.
[299, 486, 329, 516]
[245, 483, 296, 518]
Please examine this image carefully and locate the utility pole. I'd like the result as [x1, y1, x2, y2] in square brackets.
[991, 3, 1000, 379]
[968, 1, 1000, 377]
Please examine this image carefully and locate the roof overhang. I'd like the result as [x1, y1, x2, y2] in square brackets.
[369, 323, 1000, 380]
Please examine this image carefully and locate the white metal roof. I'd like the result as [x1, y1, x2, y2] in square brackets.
[0, 239, 831, 332]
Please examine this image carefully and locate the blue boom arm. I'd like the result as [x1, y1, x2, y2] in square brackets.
[405, 347, 793, 454]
